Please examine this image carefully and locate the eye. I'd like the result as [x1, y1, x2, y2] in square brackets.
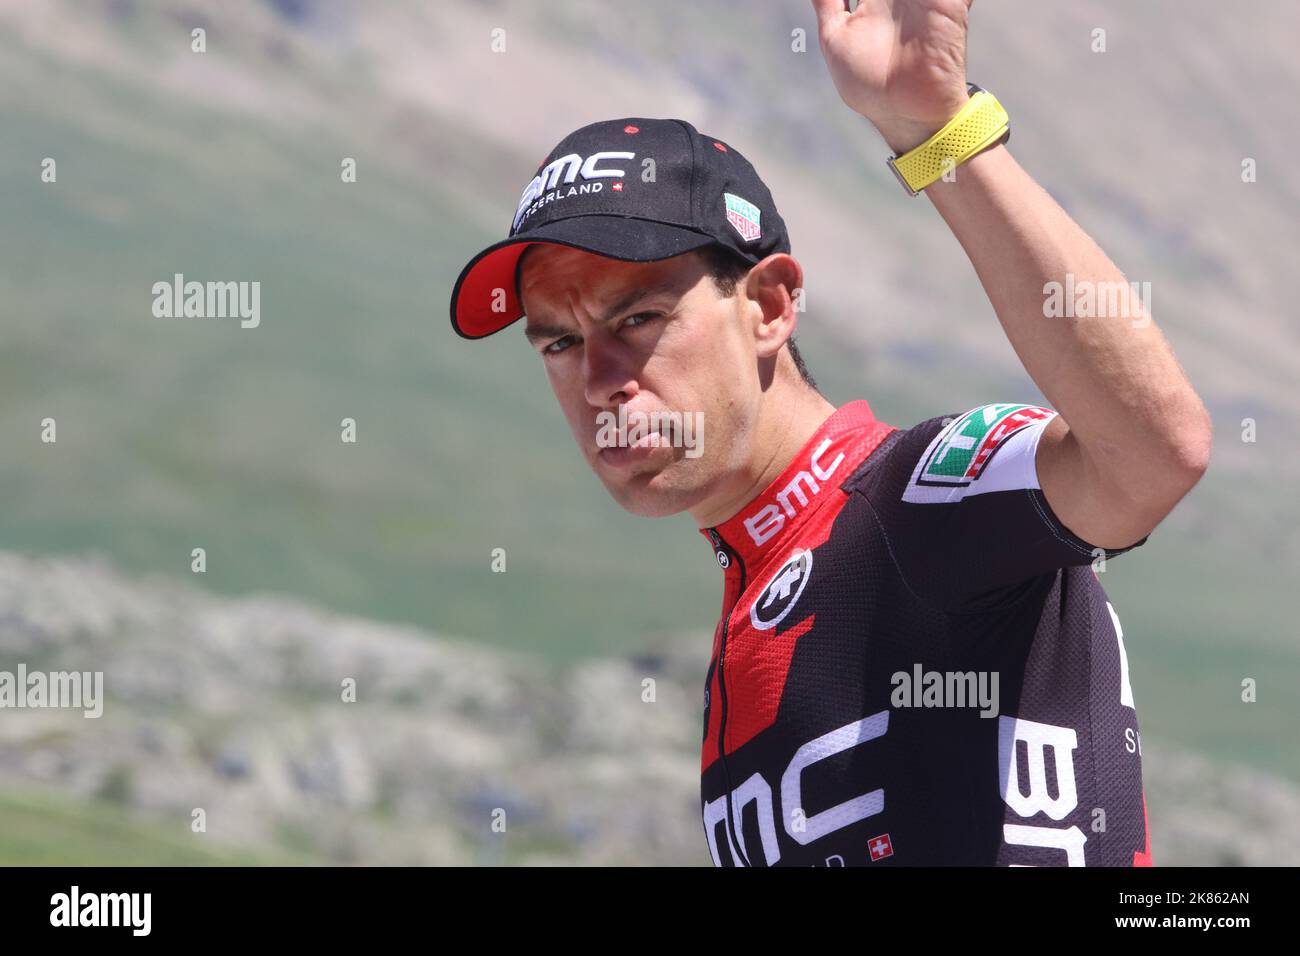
[542, 334, 576, 355]
[622, 311, 661, 330]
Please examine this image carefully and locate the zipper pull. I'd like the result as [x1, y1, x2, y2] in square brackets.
[707, 528, 730, 569]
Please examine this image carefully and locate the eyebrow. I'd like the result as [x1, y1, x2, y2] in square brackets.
[522, 281, 677, 345]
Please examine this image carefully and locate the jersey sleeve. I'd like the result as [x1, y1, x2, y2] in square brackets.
[852, 403, 1149, 611]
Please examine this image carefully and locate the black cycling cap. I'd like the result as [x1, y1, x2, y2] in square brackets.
[449, 116, 791, 339]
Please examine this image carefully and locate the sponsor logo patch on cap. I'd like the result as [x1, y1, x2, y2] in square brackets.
[724, 192, 761, 242]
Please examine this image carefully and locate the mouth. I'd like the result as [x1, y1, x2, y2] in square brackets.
[595, 428, 669, 469]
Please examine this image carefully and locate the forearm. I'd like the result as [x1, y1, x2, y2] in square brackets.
[923, 143, 1211, 474]
[814, 0, 1209, 544]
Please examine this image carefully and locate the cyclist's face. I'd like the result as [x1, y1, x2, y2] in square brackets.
[519, 244, 764, 518]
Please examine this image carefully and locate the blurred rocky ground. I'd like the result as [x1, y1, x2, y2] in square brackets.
[0, 550, 1294, 866]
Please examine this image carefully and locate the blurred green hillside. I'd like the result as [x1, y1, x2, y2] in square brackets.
[0, 788, 309, 865]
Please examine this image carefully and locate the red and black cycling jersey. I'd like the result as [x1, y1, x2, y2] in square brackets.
[697, 399, 1154, 866]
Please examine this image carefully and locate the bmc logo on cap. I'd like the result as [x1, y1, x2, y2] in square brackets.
[513, 151, 634, 232]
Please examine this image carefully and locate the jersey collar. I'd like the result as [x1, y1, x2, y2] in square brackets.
[700, 399, 895, 570]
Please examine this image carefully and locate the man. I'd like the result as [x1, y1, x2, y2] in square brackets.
[449, 0, 1210, 866]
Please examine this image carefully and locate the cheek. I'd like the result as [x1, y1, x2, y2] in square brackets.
[697, 317, 756, 393]
[661, 311, 750, 386]
[660, 329, 753, 467]
[544, 366, 588, 435]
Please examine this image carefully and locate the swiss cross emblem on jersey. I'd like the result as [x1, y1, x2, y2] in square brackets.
[724, 192, 762, 242]
[868, 833, 894, 861]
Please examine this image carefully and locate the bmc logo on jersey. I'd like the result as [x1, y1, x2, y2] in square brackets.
[750, 549, 813, 631]
[743, 438, 845, 546]
[704, 710, 890, 866]
[512, 150, 635, 232]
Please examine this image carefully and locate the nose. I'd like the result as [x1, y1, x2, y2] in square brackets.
[582, 330, 639, 409]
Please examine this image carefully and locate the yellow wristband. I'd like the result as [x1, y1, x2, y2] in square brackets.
[886, 84, 1010, 196]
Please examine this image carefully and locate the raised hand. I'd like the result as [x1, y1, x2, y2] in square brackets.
[811, 0, 974, 153]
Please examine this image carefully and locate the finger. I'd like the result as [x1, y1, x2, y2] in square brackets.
[810, 0, 850, 29]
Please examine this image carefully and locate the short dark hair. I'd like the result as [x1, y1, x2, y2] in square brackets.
[694, 244, 818, 392]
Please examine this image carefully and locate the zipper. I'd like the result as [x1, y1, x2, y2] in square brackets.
[708, 526, 751, 867]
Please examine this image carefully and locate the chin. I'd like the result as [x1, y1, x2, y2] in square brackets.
[600, 461, 703, 518]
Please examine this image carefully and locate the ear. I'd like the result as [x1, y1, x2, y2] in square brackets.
[747, 254, 804, 360]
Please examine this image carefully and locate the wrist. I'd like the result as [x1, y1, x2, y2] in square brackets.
[870, 97, 971, 154]
[874, 118, 947, 156]
[882, 84, 1011, 197]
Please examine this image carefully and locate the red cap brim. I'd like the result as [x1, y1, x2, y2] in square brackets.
[449, 218, 719, 340]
